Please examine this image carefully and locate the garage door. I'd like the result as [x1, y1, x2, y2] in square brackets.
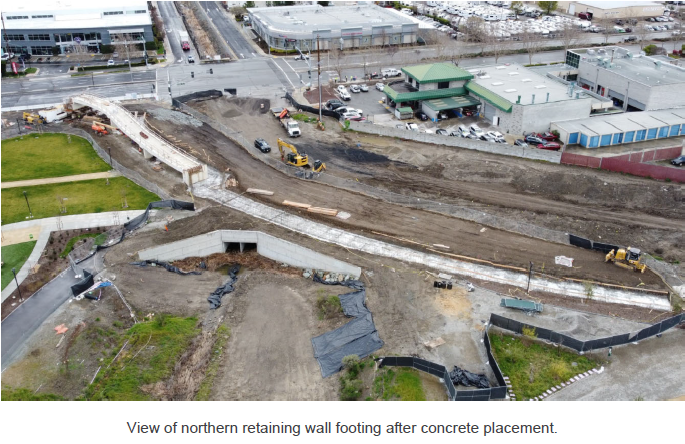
[482, 103, 496, 121]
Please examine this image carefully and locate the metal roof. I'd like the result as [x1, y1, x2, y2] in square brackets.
[572, 1, 662, 10]
[552, 109, 685, 136]
[383, 86, 467, 103]
[423, 95, 481, 111]
[401, 63, 474, 84]
[465, 82, 513, 113]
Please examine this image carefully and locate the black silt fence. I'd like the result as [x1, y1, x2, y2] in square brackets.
[285, 92, 342, 119]
[592, 241, 620, 254]
[489, 313, 684, 354]
[70, 270, 94, 296]
[484, 329, 507, 387]
[569, 234, 593, 250]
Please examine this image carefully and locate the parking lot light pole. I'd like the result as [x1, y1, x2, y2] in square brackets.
[23, 190, 33, 218]
[12, 268, 23, 301]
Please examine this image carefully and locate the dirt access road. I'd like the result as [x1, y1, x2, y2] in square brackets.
[122, 100, 668, 291]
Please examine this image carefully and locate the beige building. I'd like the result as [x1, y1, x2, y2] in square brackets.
[558, 1, 665, 19]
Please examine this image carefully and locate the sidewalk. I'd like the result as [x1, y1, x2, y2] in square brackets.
[1, 171, 120, 189]
[1, 210, 146, 302]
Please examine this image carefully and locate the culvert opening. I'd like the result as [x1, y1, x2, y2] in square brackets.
[225, 242, 257, 253]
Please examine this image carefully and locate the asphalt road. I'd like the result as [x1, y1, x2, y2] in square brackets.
[201, 1, 259, 59]
[157, 0, 199, 65]
[1, 71, 157, 109]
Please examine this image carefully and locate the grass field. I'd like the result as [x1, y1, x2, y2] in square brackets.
[1, 241, 37, 290]
[1, 133, 110, 182]
[1, 177, 159, 225]
[85, 316, 199, 400]
[490, 332, 598, 400]
[372, 367, 426, 401]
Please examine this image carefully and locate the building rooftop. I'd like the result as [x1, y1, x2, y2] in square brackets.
[571, 47, 685, 87]
[402, 63, 474, 84]
[466, 63, 592, 108]
[552, 109, 685, 136]
[248, 4, 416, 33]
[384, 85, 467, 103]
[2, 1, 150, 31]
[572, 1, 662, 10]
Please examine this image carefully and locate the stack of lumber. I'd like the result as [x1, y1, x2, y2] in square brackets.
[283, 200, 311, 209]
[247, 188, 274, 196]
[307, 207, 338, 216]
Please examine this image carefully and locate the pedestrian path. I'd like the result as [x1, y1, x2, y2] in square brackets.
[1, 210, 146, 302]
[1, 171, 119, 189]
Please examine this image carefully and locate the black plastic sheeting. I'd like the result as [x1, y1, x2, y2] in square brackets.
[592, 241, 620, 254]
[449, 366, 490, 389]
[70, 270, 93, 296]
[207, 264, 240, 309]
[130, 260, 202, 276]
[173, 89, 223, 104]
[285, 92, 342, 119]
[489, 312, 684, 353]
[310, 280, 383, 378]
[569, 234, 593, 250]
[124, 200, 195, 233]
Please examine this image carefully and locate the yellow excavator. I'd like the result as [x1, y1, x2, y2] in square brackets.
[277, 138, 326, 173]
[23, 112, 46, 124]
[605, 246, 647, 273]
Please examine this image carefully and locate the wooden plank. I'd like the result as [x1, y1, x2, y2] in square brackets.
[283, 200, 311, 209]
[307, 207, 338, 216]
[246, 188, 274, 196]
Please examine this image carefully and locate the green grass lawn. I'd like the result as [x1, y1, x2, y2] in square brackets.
[1, 133, 110, 182]
[1, 177, 159, 225]
[372, 367, 426, 401]
[490, 332, 598, 400]
[1, 241, 37, 290]
[85, 316, 199, 400]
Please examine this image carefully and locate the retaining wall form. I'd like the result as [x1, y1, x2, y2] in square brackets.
[136, 229, 362, 278]
[347, 121, 563, 163]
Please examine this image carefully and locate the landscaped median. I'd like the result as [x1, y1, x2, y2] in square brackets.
[1, 177, 160, 225]
[1, 133, 110, 182]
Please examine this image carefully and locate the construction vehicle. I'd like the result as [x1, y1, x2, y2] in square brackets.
[277, 138, 326, 172]
[605, 246, 647, 273]
[91, 123, 108, 136]
[23, 112, 46, 124]
[179, 31, 190, 51]
[274, 108, 301, 137]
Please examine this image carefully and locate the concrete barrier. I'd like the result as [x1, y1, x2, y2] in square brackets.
[137, 230, 361, 278]
[348, 121, 562, 163]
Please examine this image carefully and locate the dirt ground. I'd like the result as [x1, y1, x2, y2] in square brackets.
[119, 99, 673, 292]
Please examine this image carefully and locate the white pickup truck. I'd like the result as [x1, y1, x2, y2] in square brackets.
[381, 68, 401, 78]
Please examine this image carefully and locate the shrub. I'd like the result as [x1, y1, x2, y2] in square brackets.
[340, 378, 363, 400]
[643, 44, 657, 56]
[100, 45, 114, 54]
[316, 294, 341, 319]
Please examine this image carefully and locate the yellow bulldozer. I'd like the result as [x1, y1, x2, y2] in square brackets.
[23, 112, 45, 124]
[605, 246, 647, 273]
[277, 138, 326, 173]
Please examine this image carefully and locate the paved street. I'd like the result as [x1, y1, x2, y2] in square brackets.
[201, 1, 259, 59]
[157, 0, 199, 65]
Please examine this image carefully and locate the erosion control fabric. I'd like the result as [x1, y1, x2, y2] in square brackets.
[70, 270, 94, 296]
[449, 365, 490, 389]
[130, 260, 202, 276]
[310, 280, 383, 378]
[207, 264, 240, 309]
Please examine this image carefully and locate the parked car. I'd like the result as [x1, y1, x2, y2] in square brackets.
[514, 139, 529, 147]
[341, 112, 363, 120]
[294, 54, 309, 61]
[416, 111, 428, 121]
[188, 55, 195, 63]
[524, 134, 544, 145]
[405, 122, 419, 131]
[18, 53, 31, 61]
[107, 59, 115, 66]
[375, 82, 385, 91]
[578, 12, 591, 20]
[381, 68, 401, 78]
[337, 107, 363, 116]
[326, 99, 345, 110]
[624, 35, 638, 42]
[469, 124, 484, 137]
[480, 134, 496, 143]
[457, 125, 469, 137]
[436, 129, 449, 135]
[487, 130, 506, 143]
[337, 85, 347, 94]
[359, 84, 369, 92]
[537, 141, 561, 151]
[671, 155, 685, 166]
[449, 131, 462, 137]
[253, 138, 271, 153]
[536, 132, 558, 141]
[349, 84, 361, 93]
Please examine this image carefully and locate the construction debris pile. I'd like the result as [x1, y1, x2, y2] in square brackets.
[130, 260, 201, 276]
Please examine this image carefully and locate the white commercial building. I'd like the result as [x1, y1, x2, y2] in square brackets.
[557, 1, 665, 19]
[1, 1, 153, 56]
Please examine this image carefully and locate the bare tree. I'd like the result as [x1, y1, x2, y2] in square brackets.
[597, 16, 615, 44]
[434, 32, 453, 61]
[463, 17, 487, 54]
[558, 21, 586, 53]
[331, 48, 347, 81]
[386, 44, 399, 65]
[510, 1, 525, 17]
[486, 32, 512, 64]
[520, 29, 545, 65]
[634, 20, 651, 50]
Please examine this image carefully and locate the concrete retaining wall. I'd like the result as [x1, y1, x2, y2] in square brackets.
[137, 230, 361, 278]
[348, 121, 562, 163]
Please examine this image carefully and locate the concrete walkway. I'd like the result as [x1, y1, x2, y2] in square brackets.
[0, 171, 120, 189]
[1, 210, 146, 302]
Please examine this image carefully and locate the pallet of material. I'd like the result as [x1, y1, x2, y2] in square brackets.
[246, 188, 274, 196]
[307, 207, 338, 216]
[283, 200, 311, 209]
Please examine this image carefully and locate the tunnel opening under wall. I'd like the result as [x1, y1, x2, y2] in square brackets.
[224, 242, 257, 253]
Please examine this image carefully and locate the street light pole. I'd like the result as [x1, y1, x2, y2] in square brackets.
[108, 147, 112, 167]
[23, 190, 33, 218]
[526, 261, 533, 294]
[12, 268, 22, 301]
[317, 36, 322, 122]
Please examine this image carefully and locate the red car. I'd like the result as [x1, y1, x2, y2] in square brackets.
[537, 142, 561, 151]
[530, 132, 558, 141]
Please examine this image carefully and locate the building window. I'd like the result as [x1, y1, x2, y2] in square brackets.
[437, 81, 450, 89]
[6, 16, 28, 20]
[8, 45, 28, 54]
[134, 10, 147, 14]
[4, 34, 25, 41]
[30, 46, 53, 55]
[104, 11, 124, 15]
[28, 34, 50, 41]
[31, 15, 53, 19]
[565, 51, 580, 68]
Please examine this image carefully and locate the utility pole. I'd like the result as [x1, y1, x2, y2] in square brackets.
[317, 35, 322, 122]
[526, 261, 533, 294]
